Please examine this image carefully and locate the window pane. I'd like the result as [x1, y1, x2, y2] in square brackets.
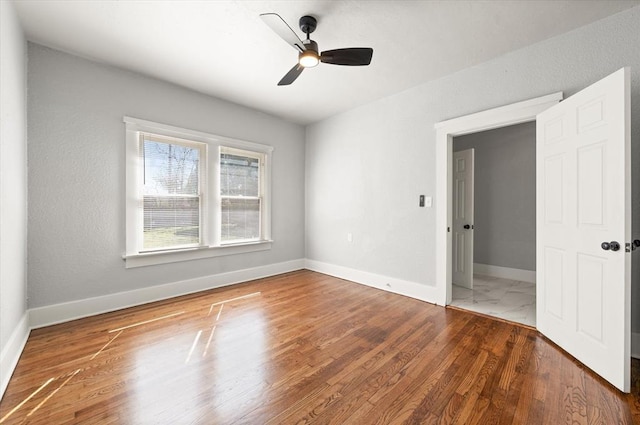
[220, 153, 259, 196]
[221, 198, 260, 242]
[143, 196, 199, 249]
[142, 138, 201, 250]
[144, 139, 199, 196]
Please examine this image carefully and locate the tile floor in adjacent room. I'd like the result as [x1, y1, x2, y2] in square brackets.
[450, 274, 536, 327]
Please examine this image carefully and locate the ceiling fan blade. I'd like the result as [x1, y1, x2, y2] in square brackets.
[278, 64, 305, 86]
[320, 48, 373, 66]
[260, 13, 305, 53]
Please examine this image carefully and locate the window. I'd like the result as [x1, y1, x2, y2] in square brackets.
[124, 117, 273, 268]
[220, 147, 262, 243]
[143, 135, 204, 250]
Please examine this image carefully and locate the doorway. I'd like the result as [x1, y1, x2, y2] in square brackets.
[433, 92, 562, 307]
[450, 123, 536, 327]
[434, 68, 631, 393]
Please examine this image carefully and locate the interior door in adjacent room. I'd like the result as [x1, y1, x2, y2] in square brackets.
[536, 67, 630, 392]
[452, 148, 474, 289]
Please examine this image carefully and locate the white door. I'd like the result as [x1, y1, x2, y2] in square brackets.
[536, 67, 630, 392]
[452, 148, 474, 289]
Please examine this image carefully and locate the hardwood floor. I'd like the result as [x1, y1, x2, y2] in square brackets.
[1, 270, 639, 424]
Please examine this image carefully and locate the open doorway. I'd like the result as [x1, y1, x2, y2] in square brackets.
[450, 123, 536, 327]
[435, 70, 631, 392]
[433, 92, 562, 310]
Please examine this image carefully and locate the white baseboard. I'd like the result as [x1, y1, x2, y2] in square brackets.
[1, 312, 30, 398]
[632, 332, 640, 359]
[304, 259, 441, 305]
[4, 258, 639, 405]
[29, 259, 305, 329]
[474, 263, 536, 283]
[304, 260, 640, 360]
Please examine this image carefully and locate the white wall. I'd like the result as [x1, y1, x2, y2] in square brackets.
[454, 122, 536, 272]
[0, 0, 29, 396]
[27, 44, 305, 309]
[306, 7, 640, 328]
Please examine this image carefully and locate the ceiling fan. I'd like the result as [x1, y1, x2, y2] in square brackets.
[260, 13, 374, 86]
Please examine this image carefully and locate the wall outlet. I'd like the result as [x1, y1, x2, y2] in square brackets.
[347, 233, 353, 243]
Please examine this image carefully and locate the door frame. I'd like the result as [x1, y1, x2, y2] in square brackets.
[434, 92, 563, 306]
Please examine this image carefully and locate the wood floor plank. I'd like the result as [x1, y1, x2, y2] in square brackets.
[1, 270, 638, 424]
[332, 314, 473, 424]
[366, 316, 495, 424]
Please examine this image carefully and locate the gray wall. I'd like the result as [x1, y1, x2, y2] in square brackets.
[306, 7, 640, 329]
[27, 43, 306, 308]
[0, 0, 28, 385]
[454, 122, 536, 271]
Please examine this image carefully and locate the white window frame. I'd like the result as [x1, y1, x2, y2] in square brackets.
[219, 146, 266, 246]
[124, 117, 273, 268]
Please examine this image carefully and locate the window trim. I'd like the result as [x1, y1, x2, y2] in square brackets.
[124, 116, 273, 268]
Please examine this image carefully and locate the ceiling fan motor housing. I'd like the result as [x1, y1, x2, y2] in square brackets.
[303, 39, 318, 53]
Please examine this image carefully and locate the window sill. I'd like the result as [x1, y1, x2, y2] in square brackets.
[123, 240, 273, 268]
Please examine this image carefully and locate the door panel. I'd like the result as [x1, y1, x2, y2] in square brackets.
[543, 247, 564, 320]
[576, 253, 605, 343]
[543, 155, 564, 224]
[577, 144, 605, 225]
[536, 67, 630, 392]
[452, 149, 474, 288]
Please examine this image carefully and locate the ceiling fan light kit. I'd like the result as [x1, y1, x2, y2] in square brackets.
[260, 13, 373, 86]
[299, 40, 319, 67]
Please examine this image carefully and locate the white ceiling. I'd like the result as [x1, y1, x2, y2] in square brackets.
[12, 0, 639, 125]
